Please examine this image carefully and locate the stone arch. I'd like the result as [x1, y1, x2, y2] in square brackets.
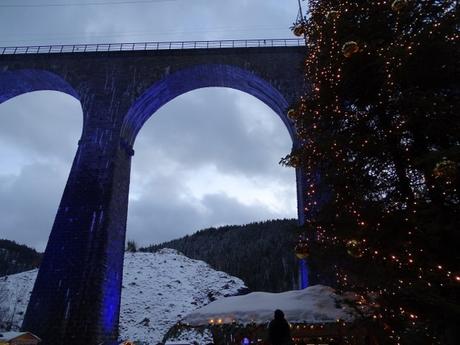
[121, 63, 305, 223]
[121, 64, 298, 148]
[0, 69, 80, 104]
[0, 68, 84, 140]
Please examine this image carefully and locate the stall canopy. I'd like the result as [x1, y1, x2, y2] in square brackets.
[183, 285, 357, 326]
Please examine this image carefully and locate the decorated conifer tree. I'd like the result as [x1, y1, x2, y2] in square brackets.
[283, 0, 459, 343]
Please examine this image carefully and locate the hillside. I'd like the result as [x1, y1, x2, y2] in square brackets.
[142, 219, 300, 292]
[0, 239, 41, 277]
[0, 249, 246, 344]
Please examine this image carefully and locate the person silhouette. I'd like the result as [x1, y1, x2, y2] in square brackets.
[268, 309, 292, 345]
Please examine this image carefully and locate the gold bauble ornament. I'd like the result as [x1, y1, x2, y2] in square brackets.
[391, 0, 407, 12]
[287, 109, 298, 121]
[295, 241, 309, 259]
[289, 154, 301, 168]
[342, 41, 360, 58]
[293, 23, 305, 37]
[346, 239, 364, 258]
[433, 159, 457, 179]
[326, 10, 340, 20]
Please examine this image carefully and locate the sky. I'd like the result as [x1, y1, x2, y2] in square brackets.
[0, 0, 303, 251]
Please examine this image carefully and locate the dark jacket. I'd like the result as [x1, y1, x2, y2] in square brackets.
[268, 310, 291, 345]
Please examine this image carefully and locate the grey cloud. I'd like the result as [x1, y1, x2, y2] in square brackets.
[127, 185, 276, 248]
[134, 88, 293, 179]
[0, 91, 82, 163]
[200, 193, 275, 226]
[0, 162, 70, 251]
[0, 1, 296, 45]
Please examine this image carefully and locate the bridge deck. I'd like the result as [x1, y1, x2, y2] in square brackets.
[0, 38, 305, 55]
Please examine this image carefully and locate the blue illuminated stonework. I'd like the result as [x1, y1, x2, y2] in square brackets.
[0, 47, 316, 345]
[299, 258, 309, 289]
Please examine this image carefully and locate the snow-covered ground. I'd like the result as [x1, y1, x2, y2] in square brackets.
[0, 248, 246, 344]
[120, 249, 245, 343]
[183, 285, 356, 326]
[165, 327, 214, 345]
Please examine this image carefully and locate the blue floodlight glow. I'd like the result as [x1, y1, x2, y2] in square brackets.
[121, 64, 295, 147]
[299, 258, 309, 289]
[0, 69, 80, 105]
[102, 268, 121, 334]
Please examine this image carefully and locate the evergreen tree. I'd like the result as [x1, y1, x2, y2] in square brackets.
[126, 240, 138, 253]
[285, 0, 459, 343]
[141, 219, 300, 292]
[0, 239, 41, 276]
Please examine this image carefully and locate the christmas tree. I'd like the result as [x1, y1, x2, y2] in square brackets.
[284, 0, 460, 343]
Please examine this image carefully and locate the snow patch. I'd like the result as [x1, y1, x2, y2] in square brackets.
[165, 327, 213, 345]
[0, 249, 246, 344]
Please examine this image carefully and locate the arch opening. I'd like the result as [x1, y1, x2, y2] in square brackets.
[122, 87, 297, 344]
[0, 90, 83, 252]
[127, 87, 297, 247]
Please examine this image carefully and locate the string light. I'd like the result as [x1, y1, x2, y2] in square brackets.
[285, 0, 458, 343]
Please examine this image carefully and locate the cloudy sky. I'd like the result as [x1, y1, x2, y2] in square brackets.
[0, 0, 302, 251]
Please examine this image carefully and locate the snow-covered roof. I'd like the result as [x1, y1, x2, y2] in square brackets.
[183, 285, 356, 326]
[0, 331, 41, 341]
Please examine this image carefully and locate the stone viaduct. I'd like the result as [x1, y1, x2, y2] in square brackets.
[0, 39, 309, 345]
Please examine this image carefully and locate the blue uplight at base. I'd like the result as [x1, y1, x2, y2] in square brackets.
[299, 258, 309, 289]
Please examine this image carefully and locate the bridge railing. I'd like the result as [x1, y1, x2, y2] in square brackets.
[0, 38, 305, 55]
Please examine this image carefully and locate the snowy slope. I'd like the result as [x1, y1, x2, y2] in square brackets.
[0, 248, 246, 344]
[0, 269, 36, 330]
[120, 249, 245, 343]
